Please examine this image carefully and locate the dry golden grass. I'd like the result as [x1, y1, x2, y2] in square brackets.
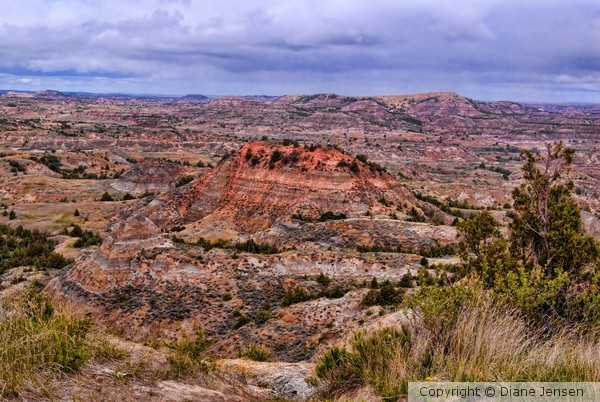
[318, 301, 600, 400]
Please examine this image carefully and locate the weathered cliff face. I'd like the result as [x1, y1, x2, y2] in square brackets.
[111, 159, 189, 196]
[141, 141, 426, 236]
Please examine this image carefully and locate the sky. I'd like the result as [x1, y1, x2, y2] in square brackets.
[0, 0, 599, 102]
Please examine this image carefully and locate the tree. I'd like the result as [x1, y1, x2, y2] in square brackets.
[509, 142, 598, 278]
[70, 224, 84, 237]
[8, 210, 16, 220]
[453, 143, 598, 324]
[99, 191, 114, 202]
[457, 210, 510, 286]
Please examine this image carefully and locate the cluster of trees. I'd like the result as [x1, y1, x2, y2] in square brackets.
[176, 236, 280, 255]
[413, 191, 485, 216]
[175, 175, 194, 188]
[456, 142, 599, 324]
[282, 280, 348, 307]
[292, 211, 347, 223]
[63, 224, 102, 248]
[2, 209, 16, 220]
[0, 224, 69, 273]
[245, 147, 303, 169]
[361, 279, 404, 307]
[336, 159, 360, 173]
[355, 154, 387, 173]
[357, 243, 455, 258]
[30, 154, 122, 180]
[8, 160, 26, 173]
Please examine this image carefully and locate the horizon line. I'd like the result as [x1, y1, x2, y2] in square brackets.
[1, 88, 599, 106]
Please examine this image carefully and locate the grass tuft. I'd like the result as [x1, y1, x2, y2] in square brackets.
[0, 290, 91, 397]
[239, 345, 272, 362]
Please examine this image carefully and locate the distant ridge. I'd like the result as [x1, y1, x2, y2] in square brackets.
[0, 89, 598, 106]
[35, 90, 70, 98]
[180, 94, 209, 100]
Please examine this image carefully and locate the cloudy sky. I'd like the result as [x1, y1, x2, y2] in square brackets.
[0, 0, 598, 102]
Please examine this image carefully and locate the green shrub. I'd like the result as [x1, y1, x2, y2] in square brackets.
[194, 238, 279, 254]
[37, 154, 62, 172]
[164, 327, 212, 378]
[493, 267, 572, 323]
[175, 175, 194, 187]
[282, 286, 311, 306]
[361, 289, 379, 306]
[171, 327, 209, 358]
[316, 272, 331, 286]
[234, 314, 251, 329]
[72, 226, 102, 248]
[320, 286, 348, 299]
[416, 267, 435, 286]
[316, 328, 411, 398]
[398, 272, 413, 288]
[239, 345, 271, 362]
[315, 346, 358, 391]
[270, 149, 283, 163]
[254, 305, 272, 324]
[317, 211, 347, 222]
[406, 281, 482, 336]
[234, 239, 279, 254]
[282, 138, 299, 147]
[406, 207, 426, 223]
[361, 281, 403, 307]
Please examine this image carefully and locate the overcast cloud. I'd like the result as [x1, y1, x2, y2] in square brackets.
[0, 0, 598, 102]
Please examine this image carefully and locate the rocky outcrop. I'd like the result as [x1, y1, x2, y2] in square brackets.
[219, 359, 321, 401]
[112, 159, 190, 196]
[145, 141, 430, 236]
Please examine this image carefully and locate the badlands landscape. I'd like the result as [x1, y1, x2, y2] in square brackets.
[0, 90, 599, 401]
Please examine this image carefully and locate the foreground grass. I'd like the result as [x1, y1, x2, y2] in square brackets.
[0, 290, 91, 397]
[316, 300, 600, 400]
[0, 289, 222, 398]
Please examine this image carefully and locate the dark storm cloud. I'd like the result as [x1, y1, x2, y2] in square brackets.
[0, 0, 598, 102]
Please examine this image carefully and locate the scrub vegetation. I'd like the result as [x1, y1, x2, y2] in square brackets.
[316, 143, 600, 400]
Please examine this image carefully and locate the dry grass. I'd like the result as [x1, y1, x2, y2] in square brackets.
[429, 304, 600, 383]
[0, 290, 91, 397]
[318, 301, 600, 400]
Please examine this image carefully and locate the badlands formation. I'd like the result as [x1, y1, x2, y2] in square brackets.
[1, 90, 599, 400]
